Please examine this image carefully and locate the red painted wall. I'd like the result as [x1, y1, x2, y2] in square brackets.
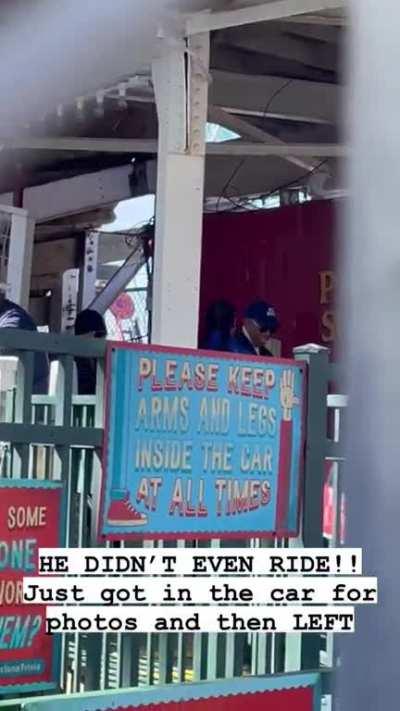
[200, 200, 336, 358]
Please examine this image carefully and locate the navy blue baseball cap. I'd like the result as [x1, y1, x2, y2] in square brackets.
[245, 301, 279, 333]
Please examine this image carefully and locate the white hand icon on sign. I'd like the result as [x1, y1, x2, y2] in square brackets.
[280, 369, 300, 421]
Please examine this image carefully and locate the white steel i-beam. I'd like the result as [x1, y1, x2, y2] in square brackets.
[89, 238, 146, 316]
[151, 33, 210, 347]
[186, 0, 345, 35]
[22, 164, 136, 223]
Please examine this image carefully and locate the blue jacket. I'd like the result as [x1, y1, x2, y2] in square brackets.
[230, 330, 273, 357]
[203, 330, 237, 353]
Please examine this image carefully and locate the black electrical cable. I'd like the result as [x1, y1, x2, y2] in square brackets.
[210, 158, 330, 215]
[215, 79, 294, 212]
[262, 78, 293, 118]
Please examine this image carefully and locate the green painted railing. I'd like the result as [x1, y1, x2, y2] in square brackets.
[0, 332, 342, 709]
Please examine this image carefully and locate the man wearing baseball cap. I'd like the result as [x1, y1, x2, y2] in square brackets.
[232, 300, 279, 357]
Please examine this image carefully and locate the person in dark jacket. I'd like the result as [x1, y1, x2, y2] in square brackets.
[74, 309, 107, 395]
[203, 300, 236, 352]
[0, 292, 49, 393]
[232, 301, 279, 357]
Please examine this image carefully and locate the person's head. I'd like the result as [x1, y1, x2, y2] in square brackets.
[205, 300, 235, 339]
[243, 301, 279, 349]
[75, 309, 106, 339]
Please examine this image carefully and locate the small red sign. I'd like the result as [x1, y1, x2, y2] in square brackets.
[0, 481, 63, 694]
[108, 687, 313, 711]
[24, 673, 320, 710]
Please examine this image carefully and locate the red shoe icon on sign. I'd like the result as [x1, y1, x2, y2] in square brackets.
[107, 495, 148, 527]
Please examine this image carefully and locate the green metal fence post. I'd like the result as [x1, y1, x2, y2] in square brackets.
[284, 534, 303, 672]
[294, 345, 329, 546]
[224, 634, 247, 678]
[83, 360, 105, 691]
[158, 634, 175, 684]
[192, 632, 208, 681]
[13, 351, 34, 476]
[294, 344, 330, 670]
